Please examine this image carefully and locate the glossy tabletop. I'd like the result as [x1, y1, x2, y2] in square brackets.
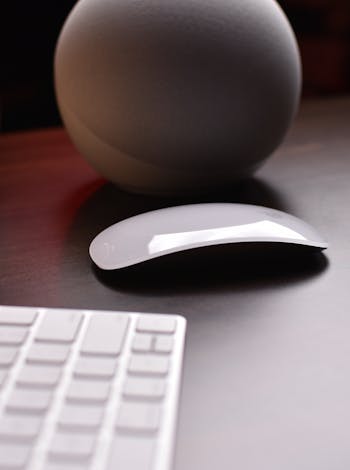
[1, 97, 350, 470]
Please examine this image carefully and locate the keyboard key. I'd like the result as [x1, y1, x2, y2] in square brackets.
[0, 346, 18, 367]
[46, 464, 87, 470]
[0, 369, 8, 388]
[0, 327, 28, 345]
[0, 307, 37, 326]
[73, 357, 117, 380]
[80, 313, 129, 356]
[0, 443, 31, 469]
[66, 380, 110, 404]
[49, 432, 95, 461]
[154, 336, 174, 354]
[6, 389, 52, 414]
[106, 435, 154, 470]
[58, 404, 104, 431]
[16, 365, 61, 388]
[0, 415, 42, 441]
[128, 355, 169, 376]
[35, 310, 82, 343]
[27, 343, 70, 365]
[132, 334, 153, 352]
[116, 403, 160, 433]
[137, 316, 176, 334]
[123, 377, 166, 400]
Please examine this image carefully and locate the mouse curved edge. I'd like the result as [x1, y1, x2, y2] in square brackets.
[89, 236, 328, 271]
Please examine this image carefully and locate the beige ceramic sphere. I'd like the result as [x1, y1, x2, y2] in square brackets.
[55, 0, 301, 195]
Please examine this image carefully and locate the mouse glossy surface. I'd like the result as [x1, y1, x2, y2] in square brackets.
[89, 203, 328, 270]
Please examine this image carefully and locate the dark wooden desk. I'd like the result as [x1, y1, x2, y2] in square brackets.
[1, 97, 350, 469]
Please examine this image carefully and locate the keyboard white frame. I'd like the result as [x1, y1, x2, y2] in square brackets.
[0, 306, 187, 470]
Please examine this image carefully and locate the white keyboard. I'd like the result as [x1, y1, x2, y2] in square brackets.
[0, 306, 186, 470]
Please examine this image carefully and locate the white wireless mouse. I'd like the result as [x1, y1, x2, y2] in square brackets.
[89, 203, 328, 270]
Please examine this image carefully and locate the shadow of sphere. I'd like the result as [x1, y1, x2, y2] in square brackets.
[69, 176, 292, 243]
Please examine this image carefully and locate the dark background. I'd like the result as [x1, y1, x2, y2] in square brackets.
[2, 0, 350, 132]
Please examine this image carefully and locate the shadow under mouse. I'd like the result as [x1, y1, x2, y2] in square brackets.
[92, 243, 329, 296]
[61, 176, 328, 297]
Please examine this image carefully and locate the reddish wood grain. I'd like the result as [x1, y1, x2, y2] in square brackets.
[0, 128, 103, 304]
